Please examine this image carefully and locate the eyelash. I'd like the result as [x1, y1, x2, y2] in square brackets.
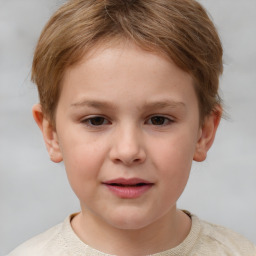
[81, 116, 111, 127]
[146, 115, 174, 126]
[81, 115, 174, 127]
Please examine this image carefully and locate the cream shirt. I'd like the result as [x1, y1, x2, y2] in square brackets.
[9, 212, 256, 256]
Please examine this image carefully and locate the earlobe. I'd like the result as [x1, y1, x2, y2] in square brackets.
[193, 105, 222, 162]
[32, 104, 63, 163]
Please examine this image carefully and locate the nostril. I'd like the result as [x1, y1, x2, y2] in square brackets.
[112, 157, 143, 166]
[109, 140, 146, 165]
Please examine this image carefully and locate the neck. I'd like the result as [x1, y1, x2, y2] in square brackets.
[71, 207, 191, 255]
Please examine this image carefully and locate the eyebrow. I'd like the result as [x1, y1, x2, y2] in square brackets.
[70, 99, 186, 111]
[142, 100, 186, 110]
[71, 100, 115, 110]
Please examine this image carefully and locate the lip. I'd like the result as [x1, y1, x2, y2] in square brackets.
[102, 178, 154, 199]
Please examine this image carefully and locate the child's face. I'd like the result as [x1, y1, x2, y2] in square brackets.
[36, 42, 218, 230]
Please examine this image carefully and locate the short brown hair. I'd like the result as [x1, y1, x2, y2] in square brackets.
[32, 0, 223, 124]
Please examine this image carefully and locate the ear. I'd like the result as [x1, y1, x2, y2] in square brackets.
[193, 105, 222, 162]
[32, 104, 63, 163]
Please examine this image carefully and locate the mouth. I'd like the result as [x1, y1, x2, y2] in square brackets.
[102, 178, 154, 199]
[107, 183, 149, 187]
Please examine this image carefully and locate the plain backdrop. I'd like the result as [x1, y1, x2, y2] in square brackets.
[1, 0, 256, 255]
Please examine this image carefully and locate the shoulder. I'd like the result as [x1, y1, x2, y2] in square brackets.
[8, 219, 68, 256]
[8, 213, 111, 256]
[195, 216, 256, 255]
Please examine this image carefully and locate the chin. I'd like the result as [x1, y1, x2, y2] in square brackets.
[104, 209, 156, 230]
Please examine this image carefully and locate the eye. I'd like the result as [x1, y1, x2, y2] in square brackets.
[82, 116, 110, 126]
[147, 116, 173, 126]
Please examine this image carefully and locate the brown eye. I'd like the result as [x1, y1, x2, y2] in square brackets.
[151, 116, 165, 125]
[148, 116, 172, 126]
[82, 116, 109, 126]
[89, 117, 106, 126]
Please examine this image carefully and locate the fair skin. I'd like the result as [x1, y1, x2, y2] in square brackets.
[33, 42, 221, 255]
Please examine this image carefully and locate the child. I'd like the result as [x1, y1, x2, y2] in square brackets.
[9, 0, 256, 255]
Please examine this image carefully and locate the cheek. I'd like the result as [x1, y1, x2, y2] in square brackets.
[59, 139, 106, 195]
[152, 133, 196, 171]
[150, 132, 196, 192]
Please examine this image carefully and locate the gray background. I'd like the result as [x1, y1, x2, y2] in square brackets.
[1, 0, 256, 254]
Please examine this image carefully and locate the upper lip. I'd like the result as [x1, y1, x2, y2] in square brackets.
[102, 178, 154, 186]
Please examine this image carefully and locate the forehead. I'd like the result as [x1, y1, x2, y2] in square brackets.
[59, 42, 197, 112]
[63, 41, 193, 87]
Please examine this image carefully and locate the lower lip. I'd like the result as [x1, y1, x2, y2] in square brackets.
[104, 184, 153, 199]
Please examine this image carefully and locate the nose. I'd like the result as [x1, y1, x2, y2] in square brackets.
[109, 125, 146, 166]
